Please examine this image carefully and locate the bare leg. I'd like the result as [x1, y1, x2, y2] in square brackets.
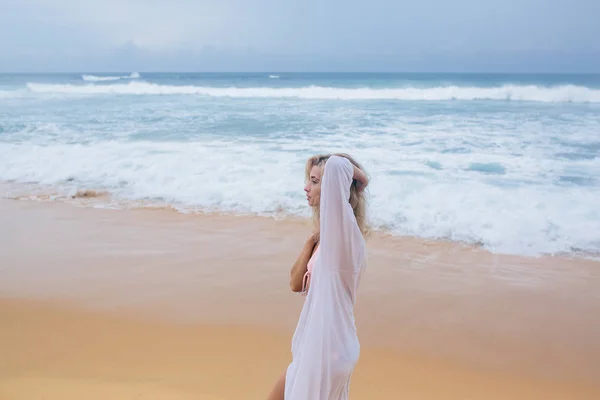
[266, 370, 286, 400]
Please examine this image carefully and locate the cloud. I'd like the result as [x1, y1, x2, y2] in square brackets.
[1, 0, 599, 72]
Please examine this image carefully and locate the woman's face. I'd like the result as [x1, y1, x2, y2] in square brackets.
[304, 165, 322, 207]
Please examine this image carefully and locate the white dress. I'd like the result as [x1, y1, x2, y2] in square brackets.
[285, 155, 367, 400]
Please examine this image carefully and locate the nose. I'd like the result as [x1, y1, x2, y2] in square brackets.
[304, 184, 310, 193]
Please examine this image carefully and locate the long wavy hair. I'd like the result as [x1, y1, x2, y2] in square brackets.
[305, 153, 370, 238]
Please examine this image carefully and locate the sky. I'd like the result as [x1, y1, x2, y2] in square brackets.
[1, 0, 599, 72]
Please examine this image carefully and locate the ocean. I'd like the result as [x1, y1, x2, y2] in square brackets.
[1, 72, 599, 258]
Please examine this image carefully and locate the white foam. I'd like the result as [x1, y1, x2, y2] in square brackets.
[81, 72, 141, 82]
[81, 75, 120, 82]
[1, 141, 599, 257]
[25, 82, 600, 102]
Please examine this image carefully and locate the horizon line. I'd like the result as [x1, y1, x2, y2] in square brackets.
[2, 71, 600, 75]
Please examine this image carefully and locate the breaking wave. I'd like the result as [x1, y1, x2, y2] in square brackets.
[81, 72, 141, 82]
[24, 81, 600, 102]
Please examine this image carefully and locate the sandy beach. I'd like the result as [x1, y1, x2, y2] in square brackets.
[1, 198, 600, 399]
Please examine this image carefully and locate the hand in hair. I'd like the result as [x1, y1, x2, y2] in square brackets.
[352, 165, 369, 193]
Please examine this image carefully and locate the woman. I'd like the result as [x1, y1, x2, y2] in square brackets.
[268, 153, 369, 400]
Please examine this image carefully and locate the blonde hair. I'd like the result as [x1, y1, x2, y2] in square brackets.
[305, 153, 370, 237]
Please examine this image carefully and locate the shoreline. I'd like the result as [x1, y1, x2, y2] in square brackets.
[2, 181, 599, 261]
[1, 197, 600, 398]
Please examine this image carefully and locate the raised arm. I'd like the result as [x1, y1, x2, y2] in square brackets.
[318, 155, 358, 273]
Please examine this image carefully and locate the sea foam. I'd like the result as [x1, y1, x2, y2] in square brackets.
[81, 72, 141, 82]
[1, 140, 599, 257]
[25, 82, 600, 103]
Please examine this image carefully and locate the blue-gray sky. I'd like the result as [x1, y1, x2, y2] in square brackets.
[1, 0, 599, 72]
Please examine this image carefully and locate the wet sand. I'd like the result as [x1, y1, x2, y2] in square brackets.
[1, 199, 600, 399]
